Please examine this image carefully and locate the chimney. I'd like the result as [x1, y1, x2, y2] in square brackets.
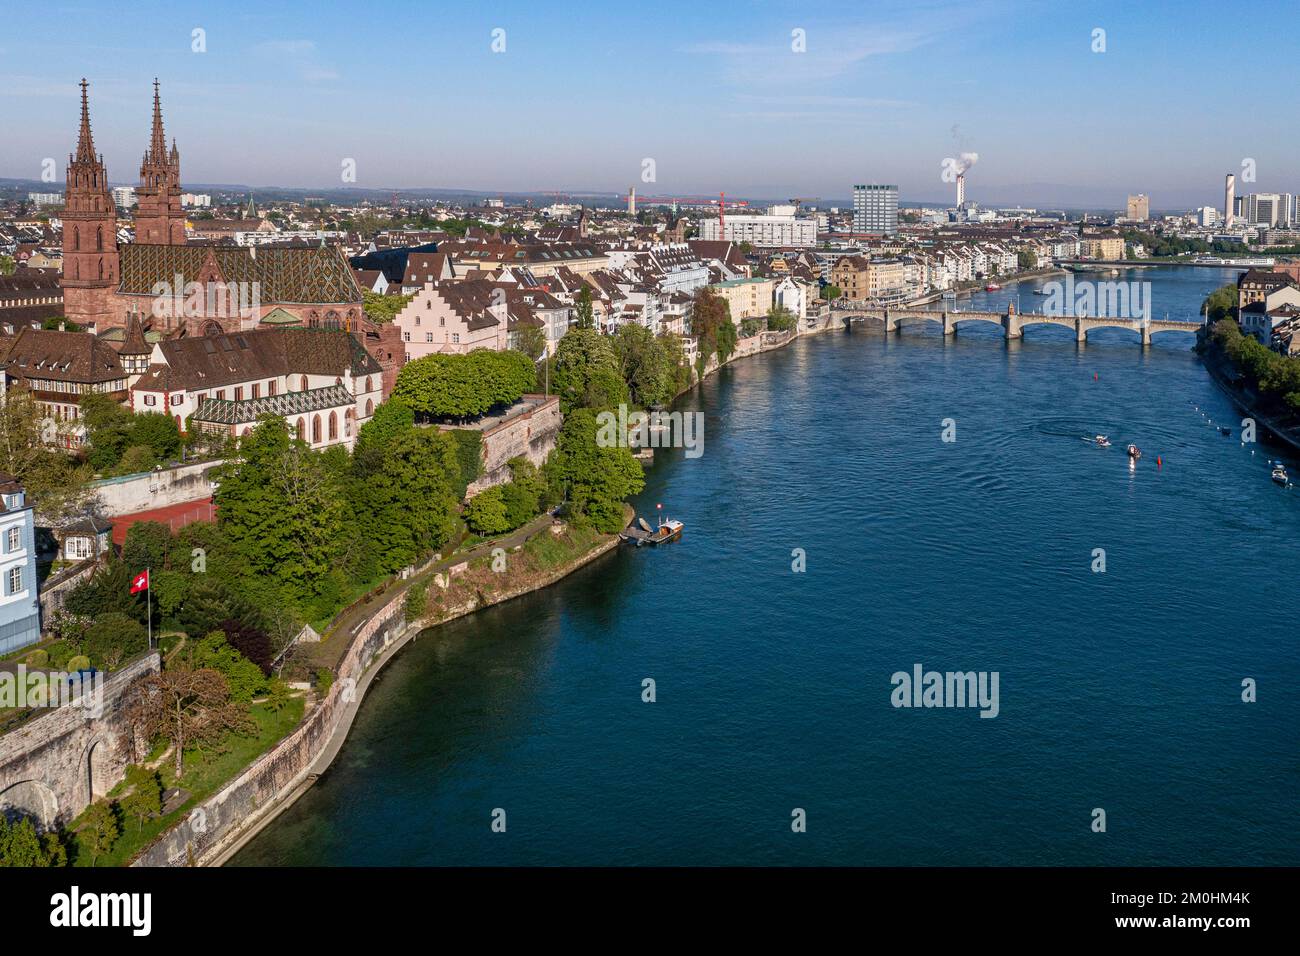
[956, 172, 966, 208]
[1224, 173, 1236, 228]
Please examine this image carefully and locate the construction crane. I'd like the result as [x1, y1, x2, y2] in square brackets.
[707, 192, 750, 232]
[787, 197, 821, 207]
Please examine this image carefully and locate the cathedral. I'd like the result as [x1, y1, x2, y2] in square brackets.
[62, 80, 368, 339]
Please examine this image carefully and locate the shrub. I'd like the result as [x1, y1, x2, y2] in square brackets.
[23, 649, 48, 668]
[315, 668, 334, 697]
[404, 581, 428, 621]
[66, 655, 91, 672]
[82, 613, 147, 668]
[463, 486, 512, 535]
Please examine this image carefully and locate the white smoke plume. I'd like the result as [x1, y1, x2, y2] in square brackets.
[957, 151, 979, 173]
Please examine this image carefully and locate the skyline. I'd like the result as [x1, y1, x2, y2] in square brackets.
[1, 0, 1298, 209]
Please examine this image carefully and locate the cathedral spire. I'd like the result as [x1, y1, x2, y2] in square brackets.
[148, 78, 166, 163]
[74, 78, 96, 163]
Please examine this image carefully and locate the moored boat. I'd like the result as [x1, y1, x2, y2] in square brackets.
[1127, 444, 1142, 459]
[1271, 464, 1289, 485]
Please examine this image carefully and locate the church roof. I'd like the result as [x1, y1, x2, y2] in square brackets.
[0, 328, 124, 383]
[117, 243, 362, 304]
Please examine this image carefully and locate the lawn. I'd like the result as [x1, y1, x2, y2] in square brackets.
[68, 695, 305, 867]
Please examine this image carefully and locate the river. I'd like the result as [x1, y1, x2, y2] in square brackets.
[233, 266, 1299, 866]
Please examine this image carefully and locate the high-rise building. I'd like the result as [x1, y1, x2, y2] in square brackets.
[1224, 173, 1236, 228]
[852, 184, 898, 235]
[1126, 194, 1149, 221]
[1243, 193, 1295, 228]
[112, 186, 137, 209]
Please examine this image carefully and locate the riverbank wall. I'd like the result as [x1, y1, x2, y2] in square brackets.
[1199, 341, 1300, 455]
[131, 524, 624, 867]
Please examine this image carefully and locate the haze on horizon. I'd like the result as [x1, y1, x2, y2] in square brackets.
[1, 0, 1295, 210]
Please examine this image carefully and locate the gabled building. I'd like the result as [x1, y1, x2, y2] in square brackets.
[130, 327, 384, 449]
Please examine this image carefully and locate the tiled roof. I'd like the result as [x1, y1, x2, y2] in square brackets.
[118, 243, 362, 304]
[132, 327, 381, 393]
[190, 383, 355, 425]
[0, 328, 124, 383]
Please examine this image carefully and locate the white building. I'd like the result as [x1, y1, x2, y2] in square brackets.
[699, 213, 817, 247]
[112, 186, 137, 209]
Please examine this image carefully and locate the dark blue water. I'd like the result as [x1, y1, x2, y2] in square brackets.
[234, 267, 1299, 866]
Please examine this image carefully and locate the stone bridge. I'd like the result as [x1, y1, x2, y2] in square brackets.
[835, 306, 1202, 346]
[0, 652, 160, 828]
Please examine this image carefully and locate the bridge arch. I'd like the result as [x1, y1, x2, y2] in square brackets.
[0, 779, 59, 829]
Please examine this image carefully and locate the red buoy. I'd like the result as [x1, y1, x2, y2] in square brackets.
[1157, 455, 1162, 468]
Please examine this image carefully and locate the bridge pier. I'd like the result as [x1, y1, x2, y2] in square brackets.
[882, 309, 899, 334]
[1141, 323, 1151, 347]
[1074, 318, 1086, 343]
[1003, 314, 1022, 340]
[941, 310, 954, 336]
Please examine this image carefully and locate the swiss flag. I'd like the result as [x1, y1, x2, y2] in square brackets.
[130, 570, 150, 594]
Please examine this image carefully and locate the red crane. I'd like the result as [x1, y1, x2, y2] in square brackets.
[708, 192, 749, 232]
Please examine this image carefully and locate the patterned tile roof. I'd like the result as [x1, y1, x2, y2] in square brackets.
[117, 243, 362, 304]
[190, 383, 355, 425]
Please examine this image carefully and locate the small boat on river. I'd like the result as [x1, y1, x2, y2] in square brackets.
[1127, 444, 1142, 459]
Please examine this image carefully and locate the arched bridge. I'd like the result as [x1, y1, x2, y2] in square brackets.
[834, 306, 1202, 346]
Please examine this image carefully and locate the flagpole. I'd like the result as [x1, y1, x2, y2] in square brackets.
[147, 567, 153, 651]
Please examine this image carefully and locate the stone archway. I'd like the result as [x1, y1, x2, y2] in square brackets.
[0, 780, 59, 829]
[80, 737, 114, 805]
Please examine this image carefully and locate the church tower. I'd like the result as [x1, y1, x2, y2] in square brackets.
[134, 79, 186, 245]
[62, 79, 120, 330]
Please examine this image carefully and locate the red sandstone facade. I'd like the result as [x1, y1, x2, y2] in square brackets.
[61, 81, 368, 344]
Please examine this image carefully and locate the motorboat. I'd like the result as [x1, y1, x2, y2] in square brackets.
[1093, 435, 1111, 447]
[1272, 464, 1289, 485]
[984, 283, 1001, 291]
[1127, 444, 1142, 459]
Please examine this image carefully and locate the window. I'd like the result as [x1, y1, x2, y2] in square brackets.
[6, 527, 19, 552]
[426, 332, 433, 342]
[252, 383, 260, 399]
[234, 387, 243, 401]
[216, 390, 225, 401]
[144, 394, 157, 406]
[67, 536, 92, 560]
[312, 415, 322, 443]
[452, 333, 460, 344]
[268, 381, 277, 396]
[328, 412, 338, 441]
[8, 566, 21, 595]
[403, 331, 411, 342]
[300, 376, 309, 391]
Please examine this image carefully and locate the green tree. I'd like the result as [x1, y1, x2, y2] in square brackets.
[766, 304, 796, 332]
[463, 485, 512, 535]
[612, 324, 673, 408]
[120, 765, 164, 832]
[575, 286, 596, 330]
[1017, 249, 1038, 270]
[122, 521, 172, 574]
[214, 418, 346, 604]
[0, 816, 67, 867]
[1202, 284, 1237, 323]
[551, 327, 628, 413]
[690, 288, 738, 365]
[352, 424, 461, 572]
[821, 284, 842, 301]
[362, 290, 414, 323]
[0, 255, 14, 276]
[129, 413, 182, 462]
[188, 631, 267, 702]
[79, 801, 119, 865]
[404, 580, 428, 620]
[83, 612, 148, 669]
[392, 350, 535, 421]
[517, 323, 548, 361]
[546, 408, 645, 532]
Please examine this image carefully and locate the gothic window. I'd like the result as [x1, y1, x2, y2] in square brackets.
[365, 376, 373, 393]
[296, 419, 305, 442]
[300, 375, 308, 391]
[328, 412, 338, 441]
[312, 415, 322, 443]
[366, 398, 374, 416]
[345, 408, 354, 437]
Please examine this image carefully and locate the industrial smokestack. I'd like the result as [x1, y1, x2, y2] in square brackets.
[956, 173, 965, 208]
[628, 187, 636, 217]
[1224, 173, 1235, 228]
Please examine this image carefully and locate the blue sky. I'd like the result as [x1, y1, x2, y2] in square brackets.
[0, 0, 1294, 208]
